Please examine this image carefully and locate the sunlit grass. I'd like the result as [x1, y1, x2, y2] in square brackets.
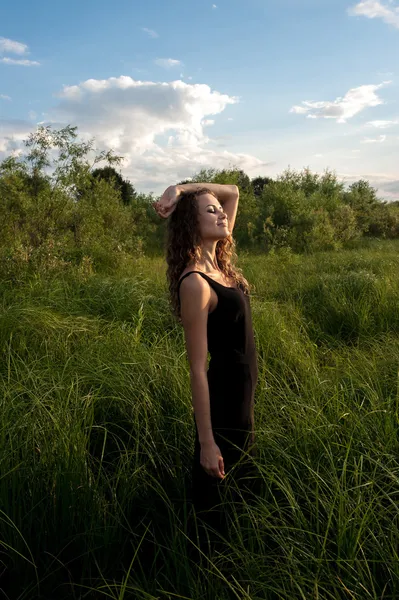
[1, 238, 399, 598]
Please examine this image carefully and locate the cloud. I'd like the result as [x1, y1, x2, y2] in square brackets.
[142, 27, 159, 38]
[212, 4, 217, 8]
[348, 1, 399, 30]
[202, 119, 215, 126]
[0, 37, 40, 66]
[0, 57, 40, 66]
[361, 134, 387, 142]
[339, 171, 399, 201]
[0, 118, 33, 154]
[0, 94, 11, 100]
[154, 58, 182, 68]
[379, 179, 399, 198]
[0, 36, 28, 55]
[365, 119, 399, 128]
[290, 81, 391, 123]
[24, 75, 267, 192]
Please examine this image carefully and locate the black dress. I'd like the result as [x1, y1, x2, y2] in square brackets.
[177, 271, 259, 546]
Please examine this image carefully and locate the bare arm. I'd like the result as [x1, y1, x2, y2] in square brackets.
[177, 183, 238, 206]
[179, 273, 214, 445]
[179, 273, 226, 479]
[190, 372, 214, 445]
[180, 273, 225, 479]
[154, 182, 239, 232]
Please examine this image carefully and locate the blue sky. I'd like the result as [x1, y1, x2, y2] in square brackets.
[1, 0, 398, 199]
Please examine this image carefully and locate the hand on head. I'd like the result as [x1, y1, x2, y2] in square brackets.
[153, 185, 181, 218]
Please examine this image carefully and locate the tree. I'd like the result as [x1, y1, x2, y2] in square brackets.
[343, 180, 381, 235]
[0, 124, 145, 276]
[91, 166, 136, 206]
[251, 176, 273, 197]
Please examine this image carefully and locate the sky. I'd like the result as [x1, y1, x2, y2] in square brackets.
[0, 0, 398, 200]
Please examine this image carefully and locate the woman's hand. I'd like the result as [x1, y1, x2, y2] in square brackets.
[200, 441, 225, 479]
[153, 185, 181, 219]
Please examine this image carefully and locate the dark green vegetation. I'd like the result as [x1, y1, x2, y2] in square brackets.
[1, 126, 399, 598]
[1, 125, 399, 281]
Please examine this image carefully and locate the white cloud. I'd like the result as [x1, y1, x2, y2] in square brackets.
[212, 4, 218, 8]
[365, 119, 399, 128]
[290, 81, 391, 123]
[0, 94, 11, 101]
[291, 106, 309, 115]
[0, 36, 40, 67]
[227, 117, 234, 121]
[378, 179, 399, 199]
[348, 1, 399, 30]
[154, 58, 182, 68]
[39, 75, 267, 192]
[339, 171, 399, 201]
[361, 134, 387, 143]
[0, 118, 33, 154]
[142, 27, 159, 38]
[0, 57, 40, 66]
[0, 36, 28, 55]
[202, 119, 215, 126]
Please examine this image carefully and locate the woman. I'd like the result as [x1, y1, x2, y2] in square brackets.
[154, 182, 259, 554]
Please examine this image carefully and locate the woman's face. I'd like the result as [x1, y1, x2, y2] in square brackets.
[196, 193, 230, 241]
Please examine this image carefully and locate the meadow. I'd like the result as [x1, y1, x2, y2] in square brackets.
[1, 237, 399, 599]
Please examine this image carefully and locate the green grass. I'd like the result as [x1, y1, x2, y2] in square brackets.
[1, 239, 399, 599]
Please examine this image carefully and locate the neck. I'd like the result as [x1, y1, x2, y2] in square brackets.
[190, 241, 220, 272]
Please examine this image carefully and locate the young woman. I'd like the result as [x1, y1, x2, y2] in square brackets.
[154, 182, 259, 553]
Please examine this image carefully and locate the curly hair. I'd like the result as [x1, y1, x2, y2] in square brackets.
[165, 187, 253, 322]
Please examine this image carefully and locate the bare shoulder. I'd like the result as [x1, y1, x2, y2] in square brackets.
[178, 271, 210, 374]
[179, 272, 211, 312]
[179, 271, 209, 295]
[178, 265, 199, 280]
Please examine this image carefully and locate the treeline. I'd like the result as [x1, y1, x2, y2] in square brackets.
[1, 124, 398, 278]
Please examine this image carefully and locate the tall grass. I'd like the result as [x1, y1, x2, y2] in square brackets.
[1, 239, 399, 598]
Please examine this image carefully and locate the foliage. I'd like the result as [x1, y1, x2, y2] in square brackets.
[251, 175, 273, 197]
[2, 124, 399, 597]
[1, 124, 399, 282]
[92, 165, 137, 206]
[0, 125, 145, 279]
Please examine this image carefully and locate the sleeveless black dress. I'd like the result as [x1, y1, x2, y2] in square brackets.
[177, 271, 259, 542]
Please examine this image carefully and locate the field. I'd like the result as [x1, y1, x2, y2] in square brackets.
[1, 238, 399, 599]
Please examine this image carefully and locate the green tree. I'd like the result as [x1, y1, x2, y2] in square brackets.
[0, 124, 144, 277]
[251, 176, 273, 198]
[92, 166, 137, 206]
[343, 180, 381, 235]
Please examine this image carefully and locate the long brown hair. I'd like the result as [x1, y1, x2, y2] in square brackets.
[165, 187, 253, 322]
